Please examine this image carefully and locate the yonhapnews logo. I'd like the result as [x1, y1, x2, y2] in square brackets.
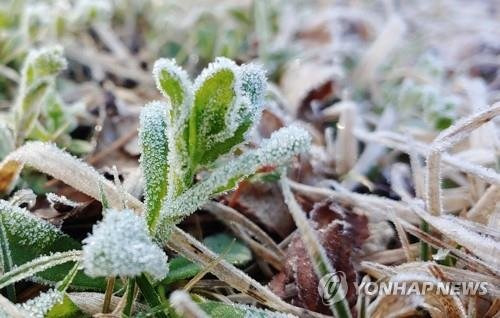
[319, 271, 489, 303]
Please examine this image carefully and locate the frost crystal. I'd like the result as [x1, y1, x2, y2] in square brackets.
[82, 209, 168, 280]
[164, 125, 311, 222]
[17, 289, 64, 318]
[0, 200, 62, 248]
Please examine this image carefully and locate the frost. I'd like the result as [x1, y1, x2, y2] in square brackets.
[46, 193, 80, 210]
[17, 289, 63, 318]
[0, 200, 62, 248]
[193, 57, 243, 148]
[82, 209, 168, 280]
[13, 46, 67, 144]
[153, 58, 193, 124]
[139, 101, 169, 230]
[162, 125, 311, 224]
[239, 63, 267, 110]
[21, 46, 67, 85]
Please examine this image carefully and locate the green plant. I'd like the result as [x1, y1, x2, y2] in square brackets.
[0, 57, 311, 317]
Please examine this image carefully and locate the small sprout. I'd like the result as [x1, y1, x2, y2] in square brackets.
[17, 289, 64, 318]
[82, 209, 168, 280]
[13, 46, 67, 145]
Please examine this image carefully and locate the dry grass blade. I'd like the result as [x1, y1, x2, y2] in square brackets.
[335, 100, 358, 175]
[170, 290, 209, 318]
[426, 102, 500, 216]
[354, 130, 500, 186]
[0, 142, 142, 211]
[167, 227, 330, 318]
[203, 201, 284, 259]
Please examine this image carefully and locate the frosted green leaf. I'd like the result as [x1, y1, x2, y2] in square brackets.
[199, 301, 296, 318]
[0, 250, 82, 290]
[153, 59, 193, 198]
[189, 57, 240, 168]
[158, 125, 311, 237]
[139, 101, 169, 231]
[153, 58, 193, 124]
[187, 58, 267, 172]
[0, 213, 15, 300]
[13, 46, 67, 145]
[17, 289, 64, 318]
[82, 209, 168, 280]
[0, 200, 104, 290]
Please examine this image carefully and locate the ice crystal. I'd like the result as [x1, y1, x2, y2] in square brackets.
[82, 209, 168, 280]
[17, 289, 63, 318]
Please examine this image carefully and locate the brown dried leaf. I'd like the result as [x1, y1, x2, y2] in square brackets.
[271, 199, 369, 315]
[230, 181, 294, 238]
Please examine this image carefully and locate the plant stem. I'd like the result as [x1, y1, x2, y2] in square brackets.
[102, 276, 116, 313]
[122, 279, 137, 318]
[420, 220, 430, 261]
[136, 273, 168, 318]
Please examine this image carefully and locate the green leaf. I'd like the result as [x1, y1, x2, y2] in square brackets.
[0, 213, 15, 300]
[46, 295, 89, 318]
[152, 59, 192, 198]
[199, 301, 291, 318]
[139, 101, 170, 232]
[153, 58, 192, 123]
[13, 46, 67, 145]
[0, 200, 105, 290]
[161, 233, 251, 285]
[189, 58, 238, 169]
[136, 273, 168, 318]
[187, 58, 266, 172]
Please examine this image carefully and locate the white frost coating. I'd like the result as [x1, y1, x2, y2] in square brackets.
[153, 58, 193, 100]
[238, 62, 267, 139]
[139, 101, 169, 223]
[415, 207, 500, 267]
[22, 46, 67, 83]
[232, 303, 296, 318]
[82, 209, 168, 280]
[46, 193, 80, 209]
[0, 200, 63, 248]
[193, 57, 245, 147]
[164, 125, 311, 220]
[1, 141, 140, 211]
[239, 63, 267, 110]
[17, 289, 63, 318]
